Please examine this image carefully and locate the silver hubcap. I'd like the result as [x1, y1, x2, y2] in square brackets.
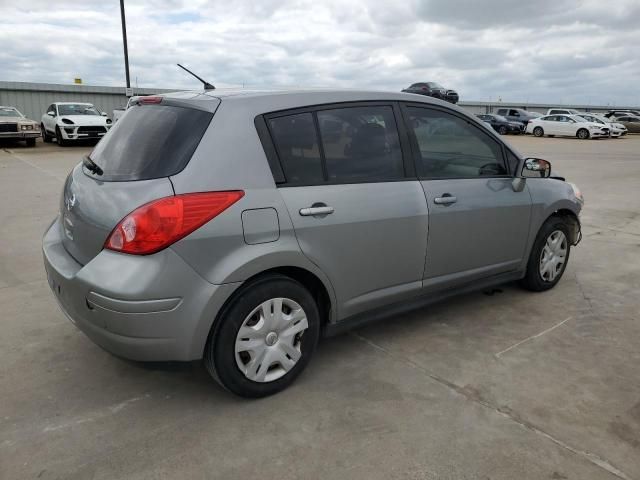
[539, 230, 567, 282]
[235, 297, 308, 383]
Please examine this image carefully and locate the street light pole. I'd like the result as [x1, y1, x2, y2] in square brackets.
[119, 0, 131, 89]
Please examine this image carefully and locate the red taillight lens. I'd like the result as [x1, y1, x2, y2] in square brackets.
[105, 191, 244, 255]
[138, 96, 163, 105]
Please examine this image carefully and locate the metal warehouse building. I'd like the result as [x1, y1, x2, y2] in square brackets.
[1, 80, 637, 121]
[0, 81, 175, 121]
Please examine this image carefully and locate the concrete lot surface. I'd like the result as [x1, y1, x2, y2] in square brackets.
[1, 135, 639, 479]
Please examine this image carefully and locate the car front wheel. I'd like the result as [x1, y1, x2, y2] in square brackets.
[204, 274, 320, 398]
[521, 218, 571, 292]
[55, 126, 67, 146]
[577, 128, 590, 140]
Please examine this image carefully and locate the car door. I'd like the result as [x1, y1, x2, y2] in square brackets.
[265, 103, 429, 319]
[401, 103, 532, 291]
[555, 115, 573, 136]
[542, 116, 561, 135]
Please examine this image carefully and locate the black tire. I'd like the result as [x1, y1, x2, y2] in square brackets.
[533, 126, 544, 137]
[25, 138, 36, 147]
[520, 217, 571, 292]
[577, 128, 590, 140]
[204, 274, 320, 398]
[41, 125, 52, 143]
[55, 126, 67, 146]
[498, 125, 508, 135]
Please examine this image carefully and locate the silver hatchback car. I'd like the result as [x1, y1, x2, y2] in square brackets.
[43, 90, 583, 397]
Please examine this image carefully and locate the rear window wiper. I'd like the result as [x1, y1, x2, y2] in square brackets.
[83, 155, 103, 176]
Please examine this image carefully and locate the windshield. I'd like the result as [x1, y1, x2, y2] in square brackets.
[58, 104, 100, 116]
[88, 104, 213, 181]
[0, 107, 22, 118]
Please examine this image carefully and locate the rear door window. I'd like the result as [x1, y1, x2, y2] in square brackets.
[266, 104, 406, 185]
[268, 113, 324, 185]
[317, 106, 404, 182]
[88, 104, 213, 181]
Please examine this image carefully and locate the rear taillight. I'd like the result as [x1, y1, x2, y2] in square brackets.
[105, 191, 244, 255]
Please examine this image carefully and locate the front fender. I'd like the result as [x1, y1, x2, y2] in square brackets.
[522, 179, 582, 267]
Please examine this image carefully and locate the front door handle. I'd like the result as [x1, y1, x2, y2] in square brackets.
[299, 205, 335, 216]
[434, 194, 457, 205]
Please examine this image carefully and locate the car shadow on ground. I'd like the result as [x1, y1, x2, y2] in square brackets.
[109, 282, 523, 399]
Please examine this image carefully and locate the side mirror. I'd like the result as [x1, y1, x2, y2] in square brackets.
[523, 158, 551, 178]
[101, 112, 107, 116]
[47, 111, 55, 117]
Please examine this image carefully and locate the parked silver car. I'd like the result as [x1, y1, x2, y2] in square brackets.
[43, 90, 584, 397]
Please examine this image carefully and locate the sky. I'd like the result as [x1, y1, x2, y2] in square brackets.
[1, 0, 639, 105]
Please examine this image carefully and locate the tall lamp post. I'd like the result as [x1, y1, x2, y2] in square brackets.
[119, 0, 131, 90]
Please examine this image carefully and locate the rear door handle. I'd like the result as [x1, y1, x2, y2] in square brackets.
[299, 205, 334, 216]
[434, 194, 457, 205]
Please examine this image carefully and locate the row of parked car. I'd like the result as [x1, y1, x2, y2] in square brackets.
[1, 93, 639, 147]
[476, 107, 640, 139]
[0, 102, 112, 147]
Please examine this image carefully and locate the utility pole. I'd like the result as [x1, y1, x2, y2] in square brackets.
[119, 0, 131, 89]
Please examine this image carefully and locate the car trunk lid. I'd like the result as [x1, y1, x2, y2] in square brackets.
[60, 166, 174, 265]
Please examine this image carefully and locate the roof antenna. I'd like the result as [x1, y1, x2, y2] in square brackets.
[177, 64, 215, 90]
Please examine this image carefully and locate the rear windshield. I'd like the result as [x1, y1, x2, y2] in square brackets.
[88, 104, 213, 181]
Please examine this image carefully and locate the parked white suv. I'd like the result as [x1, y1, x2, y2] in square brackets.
[41, 102, 112, 145]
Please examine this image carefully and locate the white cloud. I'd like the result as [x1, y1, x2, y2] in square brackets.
[0, 0, 638, 105]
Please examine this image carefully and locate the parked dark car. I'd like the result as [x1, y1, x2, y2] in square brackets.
[495, 108, 540, 127]
[402, 82, 459, 104]
[476, 114, 523, 135]
[605, 110, 640, 119]
[614, 115, 640, 133]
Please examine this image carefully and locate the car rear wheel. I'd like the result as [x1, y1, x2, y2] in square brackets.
[533, 126, 544, 137]
[498, 125, 508, 135]
[204, 274, 320, 398]
[577, 128, 590, 140]
[41, 125, 52, 143]
[55, 126, 67, 146]
[521, 218, 571, 292]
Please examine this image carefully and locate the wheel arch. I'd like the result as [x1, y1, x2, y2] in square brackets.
[195, 262, 337, 360]
[548, 208, 581, 245]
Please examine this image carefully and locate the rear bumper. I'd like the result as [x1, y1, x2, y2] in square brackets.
[43, 216, 241, 361]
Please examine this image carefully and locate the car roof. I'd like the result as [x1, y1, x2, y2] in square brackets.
[158, 88, 468, 117]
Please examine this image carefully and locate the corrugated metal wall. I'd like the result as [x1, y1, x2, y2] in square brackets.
[1, 80, 638, 121]
[0, 81, 176, 121]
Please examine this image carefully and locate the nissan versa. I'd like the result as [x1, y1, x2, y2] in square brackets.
[42, 90, 584, 397]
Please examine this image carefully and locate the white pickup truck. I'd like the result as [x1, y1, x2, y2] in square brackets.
[112, 96, 140, 123]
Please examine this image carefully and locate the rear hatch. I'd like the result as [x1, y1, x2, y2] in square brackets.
[60, 95, 219, 265]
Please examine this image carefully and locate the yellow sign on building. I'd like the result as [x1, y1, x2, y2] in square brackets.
[74, 78, 82, 84]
